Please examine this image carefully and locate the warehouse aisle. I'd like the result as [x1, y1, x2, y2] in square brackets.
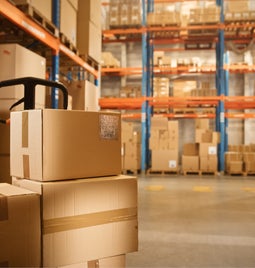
[126, 175, 255, 268]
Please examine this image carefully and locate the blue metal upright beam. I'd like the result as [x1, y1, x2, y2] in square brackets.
[51, 0, 60, 108]
[216, 0, 225, 172]
[141, 0, 148, 172]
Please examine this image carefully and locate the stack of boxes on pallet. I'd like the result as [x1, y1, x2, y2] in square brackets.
[1, 109, 138, 267]
[121, 121, 141, 173]
[189, 6, 220, 25]
[182, 119, 220, 174]
[225, 144, 255, 175]
[109, 0, 142, 28]
[153, 77, 170, 113]
[0, 43, 46, 184]
[149, 117, 179, 173]
[225, 0, 255, 22]
[120, 85, 141, 98]
[101, 52, 121, 68]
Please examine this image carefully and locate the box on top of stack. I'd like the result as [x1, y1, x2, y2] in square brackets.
[10, 109, 122, 181]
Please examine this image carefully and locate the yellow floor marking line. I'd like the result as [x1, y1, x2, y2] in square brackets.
[193, 186, 213, 192]
[242, 187, 255, 193]
[146, 185, 164, 191]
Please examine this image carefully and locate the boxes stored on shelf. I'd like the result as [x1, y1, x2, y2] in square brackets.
[151, 149, 178, 171]
[101, 52, 120, 68]
[11, 110, 121, 181]
[77, 0, 101, 28]
[12, 175, 138, 267]
[65, 80, 99, 111]
[195, 129, 220, 144]
[60, 0, 77, 46]
[200, 155, 218, 172]
[77, 20, 102, 63]
[182, 156, 199, 171]
[0, 183, 40, 267]
[0, 44, 46, 107]
[199, 143, 217, 157]
[13, 0, 52, 21]
[172, 80, 197, 97]
[227, 1, 249, 13]
[195, 119, 210, 130]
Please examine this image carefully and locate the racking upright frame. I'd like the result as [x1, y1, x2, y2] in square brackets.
[216, 0, 226, 172]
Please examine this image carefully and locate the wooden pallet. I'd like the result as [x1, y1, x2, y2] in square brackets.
[16, 4, 59, 37]
[147, 169, 179, 175]
[200, 171, 219, 176]
[182, 170, 200, 176]
[59, 33, 79, 55]
[79, 54, 100, 71]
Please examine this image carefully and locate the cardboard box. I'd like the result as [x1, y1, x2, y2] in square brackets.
[151, 116, 168, 130]
[11, 110, 121, 181]
[0, 155, 11, 184]
[13, 0, 52, 21]
[195, 119, 209, 130]
[88, 255, 125, 268]
[151, 149, 178, 171]
[0, 44, 46, 106]
[123, 155, 140, 170]
[227, 161, 243, 174]
[60, 0, 77, 46]
[183, 143, 199, 156]
[0, 123, 10, 155]
[199, 143, 217, 157]
[65, 80, 99, 111]
[12, 175, 138, 267]
[0, 183, 40, 267]
[182, 155, 199, 171]
[200, 156, 218, 172]
[77, 16, 102, 63]
[77, 0, 101, 28]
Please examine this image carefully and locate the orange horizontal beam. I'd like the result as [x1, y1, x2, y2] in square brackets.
[226, 113, 255, 119]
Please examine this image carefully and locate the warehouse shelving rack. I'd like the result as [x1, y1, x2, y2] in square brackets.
[0, 0, 99, 107]
[101, 0, 255, 172]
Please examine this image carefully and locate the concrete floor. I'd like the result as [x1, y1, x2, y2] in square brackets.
[126, 174, 255, 268]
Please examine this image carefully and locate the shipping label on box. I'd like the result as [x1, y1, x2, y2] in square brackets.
[13, 175, 138, 267]
[11, 110, 121, 181]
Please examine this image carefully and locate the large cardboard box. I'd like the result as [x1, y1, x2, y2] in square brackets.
[183, 143, 199, 156]
[0, 44, 46, 106]
[11, 110, 121, 181]
[60, 0, 77, 46]
[0, 183, 40, 267]
[199, 143, 217, 157]
[13, 0, 52, 21]
[182, 156, 199, 171]
[77, 0, 101, 28]
[200, 156, 218, 172]
[151, 149, 178, 171]
[12, 175, 138, 267]
[77, 18, 102, 63]
[0, 123, 10, 155]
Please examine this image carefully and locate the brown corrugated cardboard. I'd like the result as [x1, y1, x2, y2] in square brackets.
[11, 110, 121, 181]
[0, 183, 40, 267]
[151, 116, 168, 130]
[77, 0, 101, 28]
[200, 156, 218, 172]
[77, 17, 102, 63]
[183, 143, 199, 156]
[64, 80, 99, 111]
[182, 156, 199, 171]
[0, 123, 10, 155]
[199, 143, 217, 157]
[0, 44, 46, 106]
[0, 155, 11, 184]
[151, 149, 178, 171]
[12, 175, 138, 267]
[60, 0, 77, 46]
[195, 119, 209, 129]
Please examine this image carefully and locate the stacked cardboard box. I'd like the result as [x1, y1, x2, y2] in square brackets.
[120, 85, 141, 98]
[60, 0, 78, 47]
[147, 3, 180, 26]
[0, 44, 46, 184]
[150, 117, 179, 172]
[109, 0, 142, 28]
[121, 121, 141, 171]
[153, 51, 171, 67]
[153, 77, 169, 98]
[77, 0, 101, 63]
[101, 52, 121, 68]
[189, 6, 220, 24]
[172, 80, 197, 97]
[225, 144, 255, 174]
[0, 183, 41, 267]
[10, 109, 138, 267]
[182, 119, 220, 174]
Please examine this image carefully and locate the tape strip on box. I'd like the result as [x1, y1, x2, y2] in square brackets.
[43, 207, 137, 234]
